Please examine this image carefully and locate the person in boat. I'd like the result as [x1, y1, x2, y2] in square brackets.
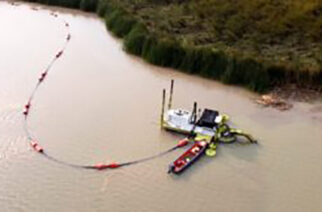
[191, 146, 200, 154]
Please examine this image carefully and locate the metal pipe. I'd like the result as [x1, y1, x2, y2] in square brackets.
[193, 102, 197, 123]
[168, 79, 174, 110]
[190, 101, 197, 124]
[161, 89, 166, 128]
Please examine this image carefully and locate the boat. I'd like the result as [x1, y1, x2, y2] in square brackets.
[162, 80, 257, 174]
[160, 80, 230, 137]
[163, 107, 227, 137]
[168, 140, 208, 174]
[160, 80, 257, 144]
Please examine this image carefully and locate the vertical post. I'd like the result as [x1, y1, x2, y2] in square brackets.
[193, 102, 197, 123]
[190, 101, 197, 124]
[161, 89, 166, 128]
[168, 79, 174, 110]
[189, 102, 198, 136]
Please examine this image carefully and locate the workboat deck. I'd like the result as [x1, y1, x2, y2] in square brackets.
[163, 108, 224, 137]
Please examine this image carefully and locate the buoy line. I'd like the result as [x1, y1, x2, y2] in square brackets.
[18, 4, 190, 171]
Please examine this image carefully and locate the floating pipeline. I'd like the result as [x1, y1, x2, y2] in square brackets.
[20, 4, 191, 171]
[55, 50, 63, 58]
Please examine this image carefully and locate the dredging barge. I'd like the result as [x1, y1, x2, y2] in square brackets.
[161, 80, 257, 174]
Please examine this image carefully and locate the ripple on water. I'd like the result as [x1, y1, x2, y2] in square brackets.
[0, 105, 22, 125]
[1, 1, 322, 212]
[0, 105, 30, 161]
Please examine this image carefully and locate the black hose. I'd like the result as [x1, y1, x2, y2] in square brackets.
[21, 5, 187, 171]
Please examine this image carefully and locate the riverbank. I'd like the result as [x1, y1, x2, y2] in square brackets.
[22, 0, 322, 93]
[2, 3, 322, 211]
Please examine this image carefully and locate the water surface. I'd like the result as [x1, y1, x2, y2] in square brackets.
[1, 2, 322, 212]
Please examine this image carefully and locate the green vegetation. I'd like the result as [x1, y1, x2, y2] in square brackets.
[23, 0, 322, 92]
[25, 0, 82, 8]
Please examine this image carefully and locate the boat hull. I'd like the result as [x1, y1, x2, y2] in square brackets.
[163, 120, 216, 137]
[168, 141, 208, 174]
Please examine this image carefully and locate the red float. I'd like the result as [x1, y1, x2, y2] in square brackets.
[20, 6, 188, 171]
[56, 51, 63, 58]
[23, 109, 28, 116]
[30, 141, 44, 153]
[94, 163, 121, 170]
[25, 103, 31, 109]
[177, 138, 189, 147]
[38, 72, 47, 82]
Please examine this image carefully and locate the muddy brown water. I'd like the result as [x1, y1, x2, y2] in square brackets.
[1, 2, 322, 212]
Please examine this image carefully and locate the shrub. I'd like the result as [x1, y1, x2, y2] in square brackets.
[179, 47, 203, 74]
[80, 0, 98, 12]
[105, 9, 137, 38]
[125, 24, 148, 56]
[197, 48, 227, 79]
[267, 65, 287, 85]
[149, 38, 185, 68]
[96, 0, 108, 17]
[21, 0, 322, 92]
[25, 0, 82, 8]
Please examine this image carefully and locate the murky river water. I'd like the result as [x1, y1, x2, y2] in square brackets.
[1, 2, 322, 211]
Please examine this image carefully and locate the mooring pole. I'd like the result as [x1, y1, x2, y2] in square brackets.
[168, 79, 174, 110]
[193, 102, 197, 123]
[161, 89, 166, 128]
[190, 101, 197, 124]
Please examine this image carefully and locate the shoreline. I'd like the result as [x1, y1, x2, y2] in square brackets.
[20, 0, 322, 94]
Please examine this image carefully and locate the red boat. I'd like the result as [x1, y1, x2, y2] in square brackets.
[168, 140, 208, 174]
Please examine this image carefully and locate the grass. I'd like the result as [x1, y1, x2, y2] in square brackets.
[24, 0, 82, 8]
[22, 0, 322, 92]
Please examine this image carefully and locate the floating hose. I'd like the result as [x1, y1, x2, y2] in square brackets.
[20, 5, 190, 171]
